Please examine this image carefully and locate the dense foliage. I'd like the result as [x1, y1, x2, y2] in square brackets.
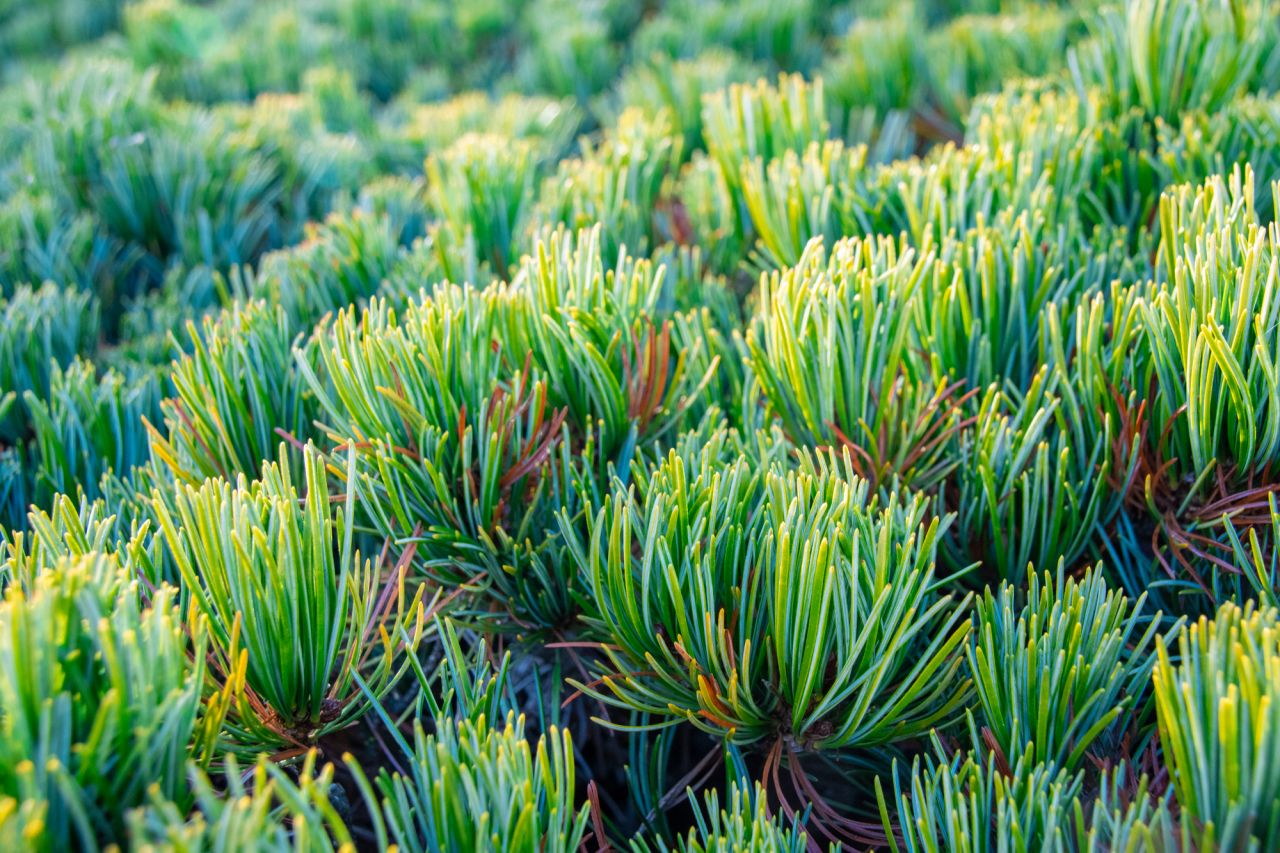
[3, 0, 1280, 848]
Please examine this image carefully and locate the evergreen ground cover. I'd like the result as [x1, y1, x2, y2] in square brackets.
[3, 0, 1280, 849]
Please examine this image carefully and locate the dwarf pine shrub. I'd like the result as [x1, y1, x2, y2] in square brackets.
[631, 782, 819, 853]
[148, 299, 317, 485]
[127, 752, 354, 852]
[614, 50, 764, 157]
[0, 493, 153, 592]
[570, 445, 972, 752]
[0, 190, 114, 296]
[535, 108, 683, 262]
[740, 140, 864, 270]
[426, 133, 540, 278]
[969, 565, 1164, 773]
[924, 8, 1078, 129]
[0, 282, 98, 442]
[350, 712, 590, 853]
[511, 226, 718, 455]
[823, 12, 921, 124]
[0, 554, 217, 850]
[942, 370, 1117, 585]
[702, 74, 829, 243]
[24, 358, 159, 506]
[382, 90, 579, 169]
[1093, 169, 1280, 603]
[1153, 602, 1280, 849]
[747, 236, 962, 491]
[920, 208, 1107, 392]
[1072, 0, 1273, 122]
[301, 285, 593, 632]
[245, 210, 407, 330]
[877, 735, 1174, 852]
[153, 446, 429, 751]
[1154, 93, 1280, 219]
